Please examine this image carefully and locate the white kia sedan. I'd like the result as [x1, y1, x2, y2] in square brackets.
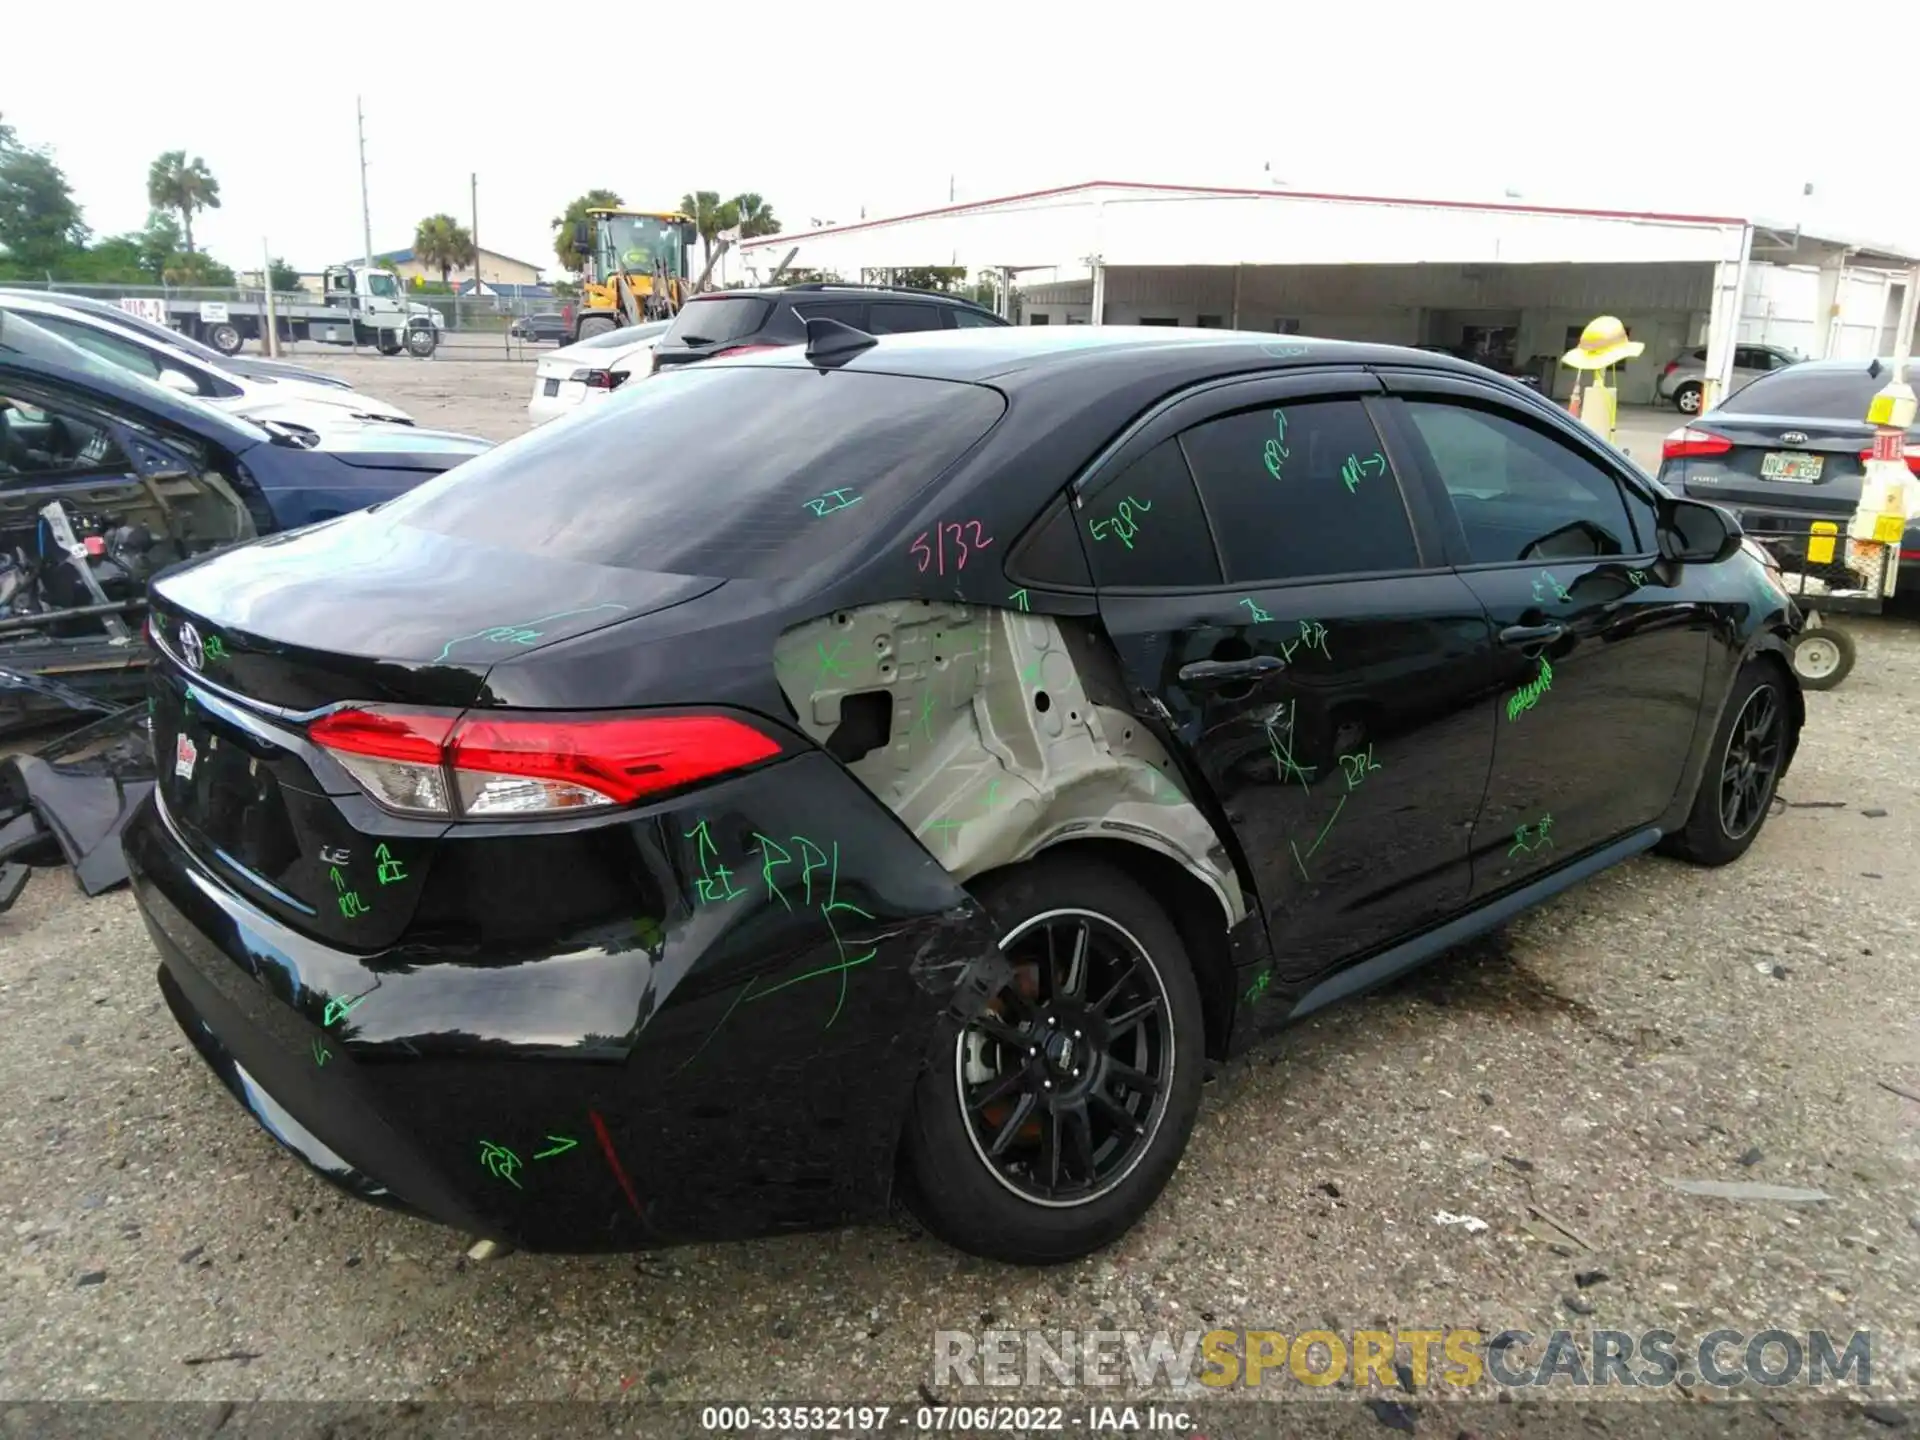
[527, 320, 670, 426]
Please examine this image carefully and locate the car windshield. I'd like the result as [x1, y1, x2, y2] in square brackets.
[661, 297, 773, 348]
[0, 310, 268, 446]
[1718, 363, 1899, 420]
[599, 214, 688, 278]
[381, 364, 1006, 578]
[365, 272, 400, 298]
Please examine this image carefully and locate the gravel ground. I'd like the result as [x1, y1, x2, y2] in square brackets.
[1, 349, 1915, 1427]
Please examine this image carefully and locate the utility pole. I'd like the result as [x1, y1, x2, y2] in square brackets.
[356, 96, 374, 274]
[261, 238, 280, 358]
[470, 172, 480, 296]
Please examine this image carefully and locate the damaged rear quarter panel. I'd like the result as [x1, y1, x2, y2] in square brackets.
[773, 601, 1247, 927]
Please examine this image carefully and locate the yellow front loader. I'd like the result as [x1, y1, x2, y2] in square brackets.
[567, 209, 702, 342]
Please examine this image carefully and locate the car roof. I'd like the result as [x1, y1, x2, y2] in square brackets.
[701, 284, 996, 312]
[720, 324, 1477, 388]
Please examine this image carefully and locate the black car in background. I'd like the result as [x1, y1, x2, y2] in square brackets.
[509, 313, 570, 343]
[126, 326, 1800, 1265]
[650, 282, 1007, 372]
[1657, 356, 1920, 582]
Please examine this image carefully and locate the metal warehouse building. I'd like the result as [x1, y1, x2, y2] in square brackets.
[736, 181, 1920, 408]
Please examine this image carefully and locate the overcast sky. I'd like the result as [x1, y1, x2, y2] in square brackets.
[8, 2, 1912, 276]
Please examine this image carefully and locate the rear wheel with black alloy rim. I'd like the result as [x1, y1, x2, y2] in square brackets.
[902, 851, 1205, 1264]
[1660, 659, 1794, 867]
[1790, 627, 1854, 691]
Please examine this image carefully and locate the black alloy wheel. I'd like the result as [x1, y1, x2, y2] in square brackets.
[1719, 682, 1784, 841]
[902, 851, 1206, 1263]
[956, 908, 1175, 1207]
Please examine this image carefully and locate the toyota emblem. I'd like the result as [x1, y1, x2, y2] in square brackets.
[1781, 431, 1809, 445]
[178, 621, 205, 671]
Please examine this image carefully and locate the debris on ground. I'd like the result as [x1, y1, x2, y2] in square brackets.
[1660, 1179, 1831, 1203]
[0, 701, 153, 914]
[1432, 1210, 1489, 1233]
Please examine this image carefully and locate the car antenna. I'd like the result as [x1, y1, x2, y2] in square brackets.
[803, 316, 877, 367]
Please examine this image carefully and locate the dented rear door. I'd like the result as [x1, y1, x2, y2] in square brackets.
[1083, 370, 1497, 1001]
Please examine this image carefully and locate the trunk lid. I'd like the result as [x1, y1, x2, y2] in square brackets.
[1673, 412, 1873, 515]
[148, 506, 721, 711]
[145, 509, 724, 945]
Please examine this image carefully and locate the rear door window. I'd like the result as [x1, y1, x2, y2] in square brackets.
[383, 366, 1006, 579]
[1080, 439, 1221, 587]
[661, 297, 772, 348]
[1180, 399, 1420, 581]
[790, 300, 865, 327]
[868, 302, 941, 334]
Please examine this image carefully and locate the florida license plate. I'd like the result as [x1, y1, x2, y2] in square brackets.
[1761, 451, 1823, 482]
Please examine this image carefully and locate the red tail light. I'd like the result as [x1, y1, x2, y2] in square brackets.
[707, 343, 783, 361]
[309, 707, 780, 817]
[1661, 361, 1679, 376]
[1857, 445, 1920, 473]
[569, 367, 626, 390]
[1662, 426, 1734, 460]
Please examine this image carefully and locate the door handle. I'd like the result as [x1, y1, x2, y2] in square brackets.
[1178, 655, 1286, 686]
[1498, 622, 1567, 648]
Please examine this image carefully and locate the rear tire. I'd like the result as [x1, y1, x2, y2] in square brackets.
[577, 315, 618, 341]
[206, 322, 242, 355]
[377, 340, 403, 356]
[1675, 382, 1703, 414]
[405, 326, 437, 358]
[1790, 628, 1853, 691]
[1660, 659, 1793, 867]
[902, 851, 1206, 1264]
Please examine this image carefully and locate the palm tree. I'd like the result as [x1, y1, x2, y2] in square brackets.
[146, 151, 221, 254]
[679, 191, 730, 260]
[412, 213, 476, 287]
[730, 193, 780, 239]
[551, 187, 624, 271]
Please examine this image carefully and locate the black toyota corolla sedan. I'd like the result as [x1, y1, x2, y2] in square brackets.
[125, 325, 1803, 1264]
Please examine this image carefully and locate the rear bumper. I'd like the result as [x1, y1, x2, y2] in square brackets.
[126, 750, 1003, 1252]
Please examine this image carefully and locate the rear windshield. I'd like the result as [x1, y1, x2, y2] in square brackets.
[380, 365, 1006, 578]
[1719, 365, 1888, 419]
[661, 297, 773, 349]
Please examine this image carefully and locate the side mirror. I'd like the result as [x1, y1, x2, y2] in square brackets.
[155, 368, 199, 395]
[571, 222, 590, 254]
[1660, 496, 1742, 564]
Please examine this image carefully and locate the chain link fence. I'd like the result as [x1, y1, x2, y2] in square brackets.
[2, 278, 577, 359]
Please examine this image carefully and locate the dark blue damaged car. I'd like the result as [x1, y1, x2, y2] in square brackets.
[125, 322, 1802, 1263]
[0, 310, 489, 723]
